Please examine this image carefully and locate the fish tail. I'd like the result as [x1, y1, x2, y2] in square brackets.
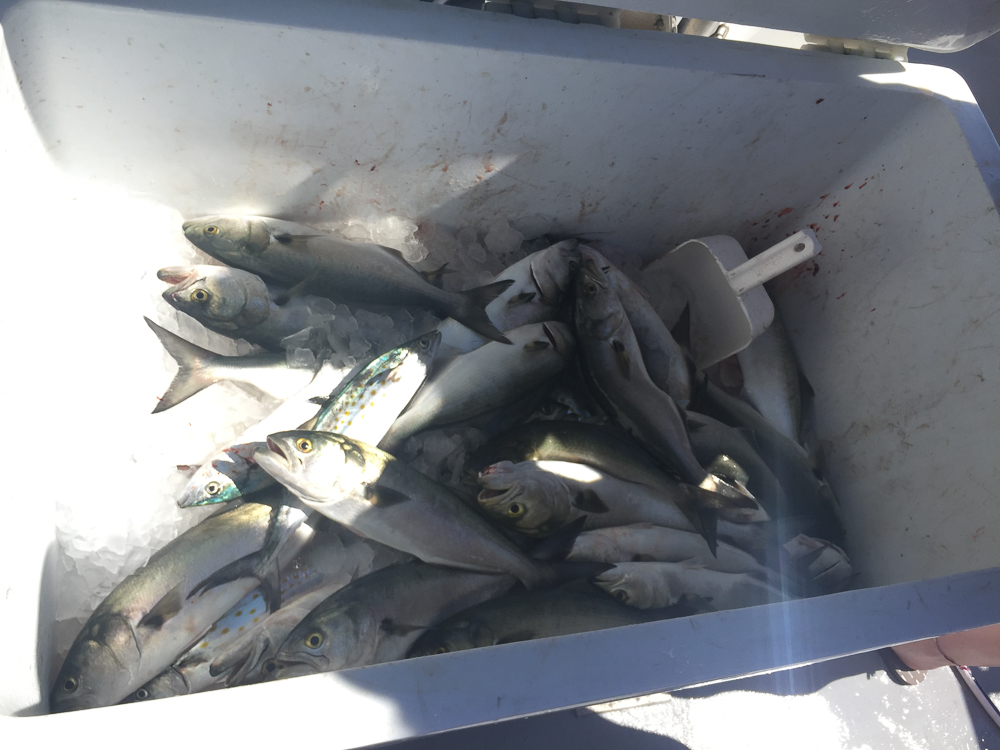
[453, 279, 516, 344]
[145, 317, 222, 413]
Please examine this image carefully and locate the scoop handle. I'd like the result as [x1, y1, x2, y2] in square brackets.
[725, 229, 820, 295]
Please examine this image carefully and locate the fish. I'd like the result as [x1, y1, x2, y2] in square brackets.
[125, 531, 361, 701]
[783, 535, 854, 593]
[264, 563, 516, 680]
[467, 421, 684, 493]
[574, 258, 751, 530]
[736, 312, 802, 442]
[50, 493, 312, 712]
[467, 421, 764, 545]
[406, 585, 661, 657]
[581, 247, 691, 406]
[476, 460, 766, 553]
[436, 240, 581, 352]
[181, 215, 514, 344]
[311, 331, 442, 445]
[378, 322, 575, 451]
[565, 524, 782, 588]
[699, 382, 846, 545]
[145, 317, 318, 413]
[178, 332, 439, 508]
[123, 588, 271, 702]
[594, 561, 783, 611]
[158, 265, 323, 351]
[176, 359, 349, 507]
[574, 258, 706, 486]
[254, 431, 557, 589]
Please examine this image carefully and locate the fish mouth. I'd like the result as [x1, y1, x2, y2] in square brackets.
[267, 653, 329, 680]
[266, 437, 287, 460]
[181, 220, 195, 233]
[476, 484, 520, 508]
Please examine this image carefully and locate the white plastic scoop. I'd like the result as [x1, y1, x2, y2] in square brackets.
[645, 229, 819, 369]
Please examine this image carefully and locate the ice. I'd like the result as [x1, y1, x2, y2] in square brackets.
[349, 330, 371, 358]
[402, 428, 488, 488]
[512, 214, 554, 240]
[484, 217, 525, 261]
[288, 347, 317, 368]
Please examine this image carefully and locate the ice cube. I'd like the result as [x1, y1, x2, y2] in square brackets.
[349, 330, 371, 358]
[355, 309, 394, 330]
[484, 218, 524, 258]
[288, 348, 317, 368]
[281, 327, 317, 350]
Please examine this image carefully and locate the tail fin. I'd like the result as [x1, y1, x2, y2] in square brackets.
[145, 317, 222, 413]
[453, 279, 516, 344]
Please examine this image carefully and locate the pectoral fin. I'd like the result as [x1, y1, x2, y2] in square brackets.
[272, 273, 317, 304]
[272, 233, 323, 245]
[507, 291, 536, 307]
[138, 583, 186, 630]
[611, 340, 630, 379]
[381, 619, 427, 636]
[362, 484, 412, 507]
[572, 489, 610, 513]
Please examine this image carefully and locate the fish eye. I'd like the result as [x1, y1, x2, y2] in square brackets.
[61, 676, 79, 693]
[261, 660, 278, 675]
[205, 481, 221, 496]
[418, 337, 430, 349]
[507, 502, 525, 518]
[204, 225, 220, 236]
[296, 438, 313, 454]
[585, 282, 597, 296]
[304, 632, 324, 649]
[432, 646, 448, 655]
[191, 288, 210, 303]
[612, 589, 629, 603]
[134, 687, 150, 701]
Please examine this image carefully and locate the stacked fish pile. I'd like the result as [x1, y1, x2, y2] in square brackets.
[50, 215, 850, 712]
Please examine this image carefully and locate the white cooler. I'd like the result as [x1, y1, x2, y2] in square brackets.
[1, 0, 999, 746]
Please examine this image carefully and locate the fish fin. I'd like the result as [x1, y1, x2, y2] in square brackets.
[421, 263, 456, 288]
[308, 396, 329, 406]
[211, 633, 270, 683]
[670, 303, 692, 352]
[707, 455, 750, 486]
[454, 279, 516, 344]
[272, 233, 323, 245]
[363, 483, 412, 507]
[611, 340, 630, 380]
[145, 317, 222, 413]
[686, 484, 757, 511]
[157, 266, 196, 284]
[528, 516, 588, 562]
[381, 619, 427, 636]
[138, 582, 185, 630]
[522, 340, 550, 352]
[188, 553, 284, 610]
[506, 290, 536, 307]
[298, 415, 319, 430]
[696, 508, 719, 558]
[496, 630, 536, 645]
[572, 489, 610, 513]
[679, 557, 706, 570]
[272, 274, 315, 305]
